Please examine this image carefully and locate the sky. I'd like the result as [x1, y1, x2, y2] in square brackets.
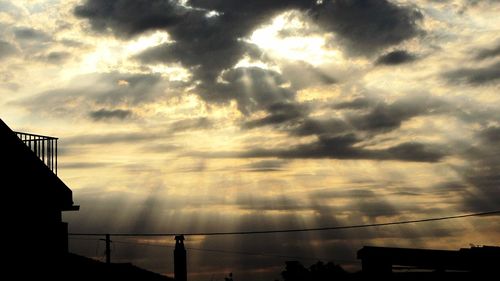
[1, 0, 500, 280]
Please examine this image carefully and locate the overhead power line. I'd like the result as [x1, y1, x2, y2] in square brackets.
[68, 210, 500, 237]
[69, 237, 357, 263]
[113, 239, 341, 262]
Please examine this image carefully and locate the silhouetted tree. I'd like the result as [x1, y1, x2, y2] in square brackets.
[282, 261, 310, 281]
[281, 261, 347, 281]
[224, 272, 233, 281]
[309, 261, 347, 281]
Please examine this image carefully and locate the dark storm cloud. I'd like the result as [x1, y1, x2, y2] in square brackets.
[280, 61, 337, 90]
[74, 0, 184, 38]
[241, 134, 446, 162]
[479, 126, 500, 143]
[277, 94, 448, 138]
[444, 61, 500, 85]
[475, 41, 500, 60]
[347, 94, 449, 132]
[460, 0, 500, 11]
[0, 0, 22, 15]
[313, 0, 423, 56]
[176, 160, 207, 173]
[310, 189, 376, 199]
[198, 67, 296, 114]
[235, 195, 310, 211]
[142, 143, 183, 153]
[290, 118, 349, 136]
[76, 0, 311, 84]
[13, 27, 51, 42]
[240, 134, 360, 159]
[63, 131, 159, 145]
[89, 108, 132, 121]
[75, 0, 425, 116]
[375, 50, 417, 65]
[243, 160, 288, 172]
[451, 125, 500, 212]
[356, 199, 399, 218]
[0, 40, 17, 60]
[135, 39, 245, 70]
[76, 0, 264, 102]
[246, 94, 450, 138]
[92, 73, 166, 105]
[59, 162, 111, 169]
[384, 142, 446, 162]
[45, 51, 71, 63]
[460, 158, 500, 212]
[134, 31, 261, 86]
[168, 117, 213, 133]
[236, 94, 450, 162]
[16, 72, 171, 116]
[64, 118, 213, 145]
[432, 181, 468, 196]
[187, 0, 312, 12]
[5, 26, 58, 58]
[311, 192, 435, 221]
[37, 51, 72, 64]
[243, 102, 308, 129]
[333, 97, 374, 110]
[137, 43, 291, 113]
[59, 39, 87, 48]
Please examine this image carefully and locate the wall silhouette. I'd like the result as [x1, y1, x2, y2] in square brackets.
[1, 119, 78, 273]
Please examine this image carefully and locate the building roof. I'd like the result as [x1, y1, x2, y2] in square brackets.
[61, 253, 174, 281]
[0, 118, 77, 211]
[10, 252, 174, 281]
[357, 246, 500, 271]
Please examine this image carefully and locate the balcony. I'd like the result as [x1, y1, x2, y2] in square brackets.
[15, 131, 58, 174]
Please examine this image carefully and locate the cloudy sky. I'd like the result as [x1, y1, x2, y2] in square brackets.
[1, 0, 500, 280]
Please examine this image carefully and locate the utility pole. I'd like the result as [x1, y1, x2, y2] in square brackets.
[174, 235, 187, 281]
[102, 234, 111, 264]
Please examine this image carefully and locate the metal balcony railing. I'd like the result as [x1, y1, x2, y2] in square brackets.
[14, 131, 58, 175]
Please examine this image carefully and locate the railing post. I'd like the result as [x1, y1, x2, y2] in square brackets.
[14, 132, 59, 174]
[55, 139, 58, 175]
[42, 138, 45, 164]
[47, 138, 51, 169]
[34, 137, 38, 157]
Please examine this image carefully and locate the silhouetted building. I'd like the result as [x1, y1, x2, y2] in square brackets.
[1, 119, 78, 267]
[1, 119, 173, 280]
[61, 253, 173, 281]
[357, 245, 500, 278]
[174, 235, 187, 281]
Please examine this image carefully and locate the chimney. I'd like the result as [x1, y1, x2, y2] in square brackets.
[174, 235, 187, 281]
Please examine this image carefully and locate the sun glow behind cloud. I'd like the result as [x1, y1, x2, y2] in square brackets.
[79, 31, 186, 78]
[248, 11, 340, 66]
[126, 31, 171, 54]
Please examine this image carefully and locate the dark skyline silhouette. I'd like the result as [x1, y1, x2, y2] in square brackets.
[1, 1, 500, 280]
[1, 118, 171, 280]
